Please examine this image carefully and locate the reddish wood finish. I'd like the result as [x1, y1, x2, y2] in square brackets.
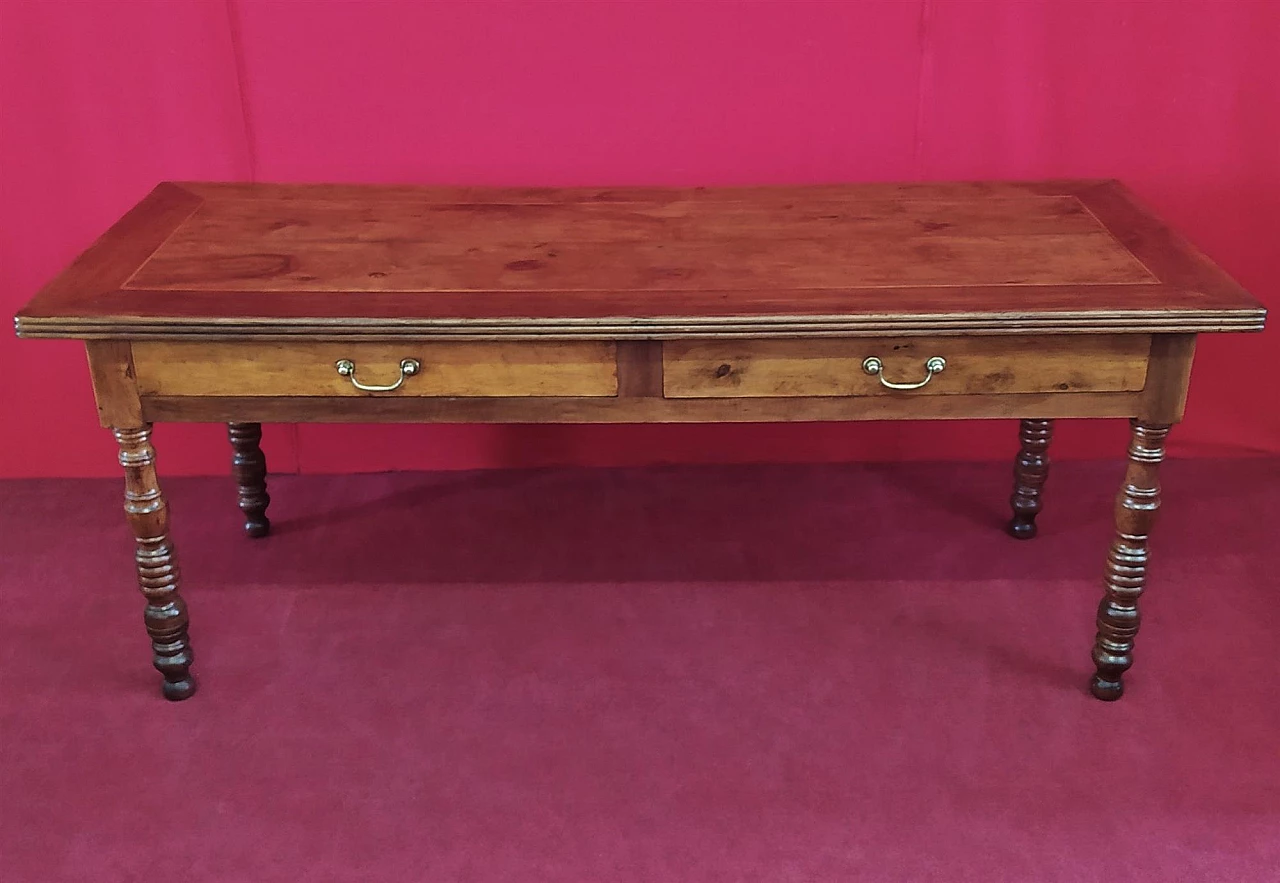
[228, 422, 270, 538]
[84, 340, 142, 427]
[1090, 420, 1170, 700]
[663, 336, 1148, 398]
[615, 340, 664, 398]
[11, 180, 1267, 701]
[13, 181, 1266, 340]
[139, 390, 1148, 424]
[1007, 419, 1053, 539]
[114, 425, 195, 700]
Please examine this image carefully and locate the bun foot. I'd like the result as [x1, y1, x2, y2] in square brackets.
[243, 516, 271, 539]
[162, 676, 198, 701]
[1007, 517, 1038, 540]
[1089, 676, 1123, 701]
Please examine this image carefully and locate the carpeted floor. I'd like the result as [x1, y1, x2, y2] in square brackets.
[1, 458, 1278, 881]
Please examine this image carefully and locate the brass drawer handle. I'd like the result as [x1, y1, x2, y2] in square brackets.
[334, 358, 421, 392]
[862, 356, 946, 390]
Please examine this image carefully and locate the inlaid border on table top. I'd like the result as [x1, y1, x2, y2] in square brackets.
[14, 180, 1266, 340]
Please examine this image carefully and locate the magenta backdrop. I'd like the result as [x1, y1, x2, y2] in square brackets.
[2, 0, 1277, 478]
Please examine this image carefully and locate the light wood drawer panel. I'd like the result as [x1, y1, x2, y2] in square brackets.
[133, 341, 618, 397]
[663, 335, 1150, 398]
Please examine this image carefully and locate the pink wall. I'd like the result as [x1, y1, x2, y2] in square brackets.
[3, 0, 1277, 478]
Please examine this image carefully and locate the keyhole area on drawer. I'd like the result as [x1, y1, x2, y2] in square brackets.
[715, 363, 733, 378]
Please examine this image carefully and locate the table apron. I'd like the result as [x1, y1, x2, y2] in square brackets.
[88, 333, 1197, 427]
[138, 391, 1146, 423]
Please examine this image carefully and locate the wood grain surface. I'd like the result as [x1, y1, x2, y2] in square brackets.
[139, 390, 1144, 424]
[131, 341, 618, 397]
[14, 180, 1265, 340]
[663, 334, 1149, 398]
[85, 340, 142, 427]
[125, 194, 1152, 292]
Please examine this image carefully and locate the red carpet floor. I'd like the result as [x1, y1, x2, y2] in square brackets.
[2, 458, 1279, 881]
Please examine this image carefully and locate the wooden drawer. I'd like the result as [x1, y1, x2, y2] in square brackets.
[132, 341, 618, 397]
[663, 335, 1151, 398]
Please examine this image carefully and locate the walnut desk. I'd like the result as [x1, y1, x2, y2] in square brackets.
[14, 181, 1267, 701]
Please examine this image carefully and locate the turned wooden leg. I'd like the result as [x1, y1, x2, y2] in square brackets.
[1007, 418, 1053, 539]
[1090, 420, 1169, 701]
[228, 422, 270, 538]
[114, 426, 196, 700]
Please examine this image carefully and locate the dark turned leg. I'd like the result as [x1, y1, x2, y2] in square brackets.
[114, 426, 196, 700]
[1007, 418, 1053, 539]
[228, 422, 270, 538]
[1090, 420, 1169, 701]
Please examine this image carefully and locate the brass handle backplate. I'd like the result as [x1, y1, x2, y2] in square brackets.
[862, 356, 946, 390]
[334, 358, 421, 393]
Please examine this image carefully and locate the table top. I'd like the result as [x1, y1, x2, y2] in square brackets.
[15, 180, 1265, 340]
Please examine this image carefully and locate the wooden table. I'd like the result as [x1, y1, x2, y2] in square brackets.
[14, 180, 1266, 701]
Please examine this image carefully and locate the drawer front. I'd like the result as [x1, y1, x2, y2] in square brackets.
[663, 335, 1150, 398]
[133, 341, 618, 397]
